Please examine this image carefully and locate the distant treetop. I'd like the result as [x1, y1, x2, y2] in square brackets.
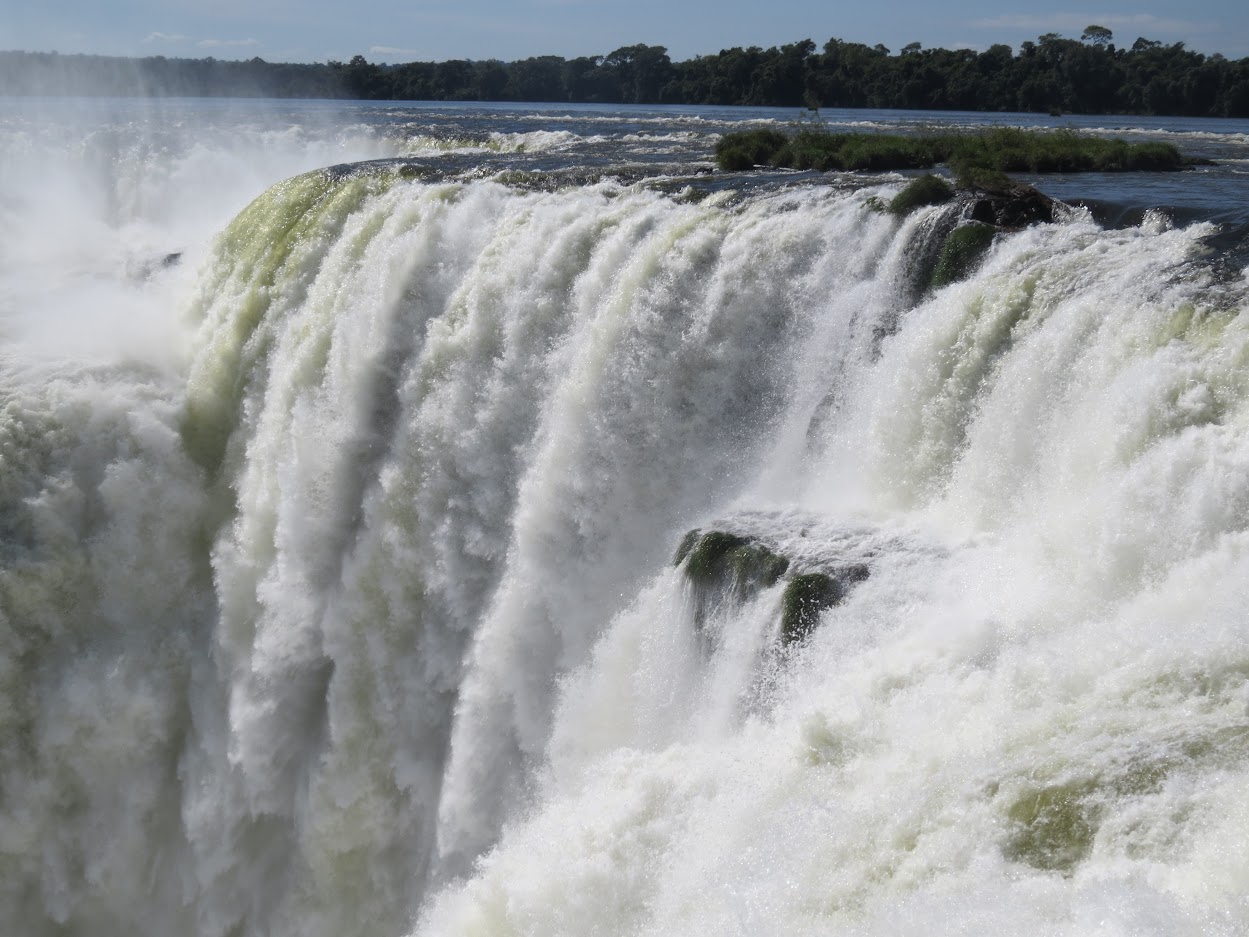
[3, 33, 1248, 118]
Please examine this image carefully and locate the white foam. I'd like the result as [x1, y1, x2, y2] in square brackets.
[5, 103, 1249, 937]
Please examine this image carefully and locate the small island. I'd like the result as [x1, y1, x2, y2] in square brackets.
[710, 124, 1205, 292]
[714, 125, 1191, 173]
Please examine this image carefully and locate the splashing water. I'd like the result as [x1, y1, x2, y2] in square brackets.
[3, 100, 1249, 937]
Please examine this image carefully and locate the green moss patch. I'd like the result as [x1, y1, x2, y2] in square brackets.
[677, 530, 790, 594]
[679, 530, 751, 582]
[931, 222, 996, 289]
[672, 529, 703, 567]
[780, 573, 841, 644]
[888, 174, 955, 216]
[675, 531, 874, 643]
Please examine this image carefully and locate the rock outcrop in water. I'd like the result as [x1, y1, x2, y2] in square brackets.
[675, 527, 872, 644]
[930, 222, 998, 289]
[890, 172, 1062, 293]
[779, 565, 870, 644]
[674, 530, 790, 593]
[887, 174, 956, 216]
[959, 169, 1059, 229]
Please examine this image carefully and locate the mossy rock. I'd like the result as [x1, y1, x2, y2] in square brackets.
[675, 530, 790, 594]
[732, 542, 790, 591]
[673, 529, 704, 567]
[949, 156, 1057, 230]
[780, 573, 841, 644]
[965, 184, 1057, 229]
[888, 174, 955, 216]
[930, 222, 995, 289]
[678, 530, 750, 582]
[675, 530, 873, 643]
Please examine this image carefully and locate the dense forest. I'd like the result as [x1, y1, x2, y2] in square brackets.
[4, 28, 1249, 117]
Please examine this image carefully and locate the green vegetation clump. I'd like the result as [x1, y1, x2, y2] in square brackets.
[888, 174, 955, 215]
[931, 223, 995, 289]
[780, 573, 841, 644]
[715, 129, 936, 172]
[950, 161, 1013, 193]
[714, 129, 791, 171]
[1129, 142, 1193, 170]
[954, 126, 1186, 173]
[714, 126, 1187, 174]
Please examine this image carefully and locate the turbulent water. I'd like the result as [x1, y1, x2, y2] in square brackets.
[4, 97, 1249, 937]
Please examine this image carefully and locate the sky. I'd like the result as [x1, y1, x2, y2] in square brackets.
[4, 0, 1248, 64]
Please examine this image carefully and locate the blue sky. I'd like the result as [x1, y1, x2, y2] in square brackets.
[5, 0, 1248, 63]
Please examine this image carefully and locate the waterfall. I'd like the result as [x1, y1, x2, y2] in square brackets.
[3, 153, 1248, 936]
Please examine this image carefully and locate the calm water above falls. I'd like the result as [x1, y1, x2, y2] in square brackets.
[2, 98, 1249, 937]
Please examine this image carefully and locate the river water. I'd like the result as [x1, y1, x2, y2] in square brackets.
[3, 98, 1249, 937]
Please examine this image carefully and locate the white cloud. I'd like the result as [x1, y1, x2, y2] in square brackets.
[143, 32, 190, 44]
[969, 12, 1218, 38]
[369, 45, 419, 56]
[197, 38, 262, 48]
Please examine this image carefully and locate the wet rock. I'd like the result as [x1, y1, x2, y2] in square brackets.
[779, 563, 870, 645]
[675, 530, 789, 595]
[780, 573, 839, 644]
[931, 221, 996, 289]
[950, 166, 1058, 229]
[902, 178, 1059, 293]
[889, 174, 955, 216]
[674, 526, 871, 642]
[966, 182, 1057, 228]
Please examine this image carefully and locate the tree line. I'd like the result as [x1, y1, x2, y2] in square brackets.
[4, 29, 1249, 117]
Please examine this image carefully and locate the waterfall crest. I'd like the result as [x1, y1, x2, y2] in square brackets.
[4, 162, 1249, 936]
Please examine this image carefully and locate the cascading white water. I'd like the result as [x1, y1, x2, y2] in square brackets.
[415, 210, 1249, 937]
[3, 110, 1249, 936]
